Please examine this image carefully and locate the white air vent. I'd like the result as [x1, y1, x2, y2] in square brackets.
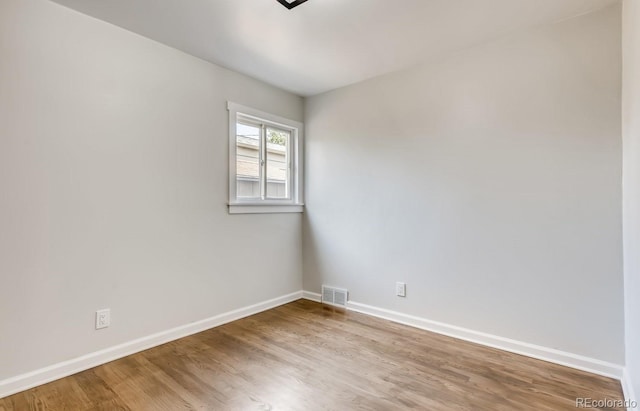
[321, 285, 348, 308]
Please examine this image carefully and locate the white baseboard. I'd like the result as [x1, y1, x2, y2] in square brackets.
[300, 291, 623, 380]
[622, 368, 638, 410]
[0, 291, 303, 399]
[302, 290, 322, 302]
[2, 290, 626, 400]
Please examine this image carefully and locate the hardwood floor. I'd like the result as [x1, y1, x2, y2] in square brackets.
[0, 299, 624, 410]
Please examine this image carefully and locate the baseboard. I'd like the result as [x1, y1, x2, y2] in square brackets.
[622, 368, 638, 410]
[300, 292, 623, 380]
[302, 290, 322, 302]
[2, 291, 625, 400]
[0, 290, 303, 399]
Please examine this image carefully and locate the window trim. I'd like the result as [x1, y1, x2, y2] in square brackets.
[227, 102, 304, 214]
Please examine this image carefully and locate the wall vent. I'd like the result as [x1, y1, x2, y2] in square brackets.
[321, 285, 348, 308]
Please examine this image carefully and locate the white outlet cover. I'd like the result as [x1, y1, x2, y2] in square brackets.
[396, 282, 406, 297]
[96, 308, 110, 330]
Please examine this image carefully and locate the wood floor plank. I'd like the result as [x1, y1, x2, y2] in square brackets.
[0, 300, 625, 410]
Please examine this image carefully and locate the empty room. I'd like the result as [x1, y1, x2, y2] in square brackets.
[1, 0, 639, 409]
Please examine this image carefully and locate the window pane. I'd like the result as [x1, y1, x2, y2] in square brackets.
[266, 127, 289, 199]
[236, 122, 260, 198]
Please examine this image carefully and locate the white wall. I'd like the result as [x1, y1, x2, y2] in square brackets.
[303, 5, 624, 364]
[0, 0, 303, 381]
[623, 0, 640, 400]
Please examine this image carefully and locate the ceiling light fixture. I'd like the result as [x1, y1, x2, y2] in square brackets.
[276, 0, 309, 10]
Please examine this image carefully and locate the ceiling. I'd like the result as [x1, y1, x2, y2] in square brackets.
[52, 0, 618, 96]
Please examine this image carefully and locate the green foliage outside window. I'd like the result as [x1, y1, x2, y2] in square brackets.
[268, 129, 287, 146]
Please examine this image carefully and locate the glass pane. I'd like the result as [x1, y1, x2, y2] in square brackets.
[236, 122, 261, 198]
[266, 127, 290, 199]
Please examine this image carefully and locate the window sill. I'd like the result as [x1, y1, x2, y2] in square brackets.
[228, 203, 304, 214]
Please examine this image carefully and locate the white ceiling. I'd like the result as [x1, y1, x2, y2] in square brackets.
[52, 0, 618, 96]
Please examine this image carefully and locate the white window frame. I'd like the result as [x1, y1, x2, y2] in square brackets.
[228, 102, 304, 214]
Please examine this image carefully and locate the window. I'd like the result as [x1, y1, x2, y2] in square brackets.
[228, 102, 303, 214]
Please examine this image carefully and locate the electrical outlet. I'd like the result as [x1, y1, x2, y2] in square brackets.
[96, 309, 110, 330]
[396, 282, 406, 297]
